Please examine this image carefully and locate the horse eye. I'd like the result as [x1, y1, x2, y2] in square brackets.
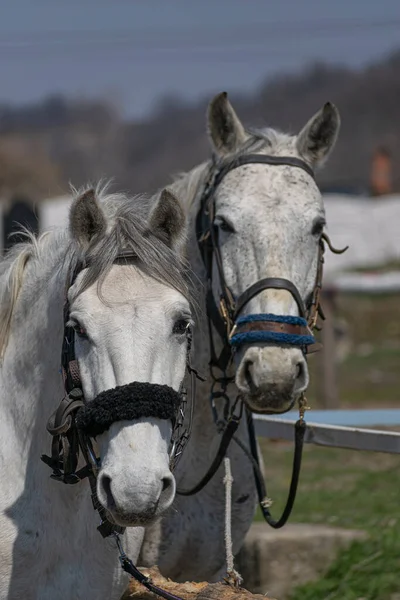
[71, 322, 88, 339]
[172, 319, 190, 336]
[215, 217, 235, 234]
[311, 219, 325, 237]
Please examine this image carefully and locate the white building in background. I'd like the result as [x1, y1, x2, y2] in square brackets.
[322, 194, 400, 279]
[38, 195, 72, 233]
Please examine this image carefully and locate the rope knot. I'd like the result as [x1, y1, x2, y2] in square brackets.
[261, 496, 273, 509]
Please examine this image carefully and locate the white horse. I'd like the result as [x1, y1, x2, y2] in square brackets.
[0, 185, 193, 599]
[140, 94, 341, 582]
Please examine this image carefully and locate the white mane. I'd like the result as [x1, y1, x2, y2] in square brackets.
[0, 230, 64, 358]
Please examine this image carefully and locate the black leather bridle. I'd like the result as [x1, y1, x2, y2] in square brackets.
[196, 153, 325, 374]
[178, 152, 347, 530]
[41, 252, 200, 600]
[42, 252, 197, 487]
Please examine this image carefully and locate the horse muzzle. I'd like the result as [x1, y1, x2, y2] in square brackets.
[235, 344, 309, 413]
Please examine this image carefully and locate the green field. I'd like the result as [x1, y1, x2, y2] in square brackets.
[258, 294, 400, 600]
[308, 294, 400, 408]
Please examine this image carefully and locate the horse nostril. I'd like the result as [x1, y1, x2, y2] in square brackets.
[100, 475, 116, 510]
[161, 477, 172, 493]
[244, 360, 256, 393]
[296, 361, 305, 379]
[159, 473, 175, 507]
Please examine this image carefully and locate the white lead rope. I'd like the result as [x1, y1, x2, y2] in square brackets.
[223, 457, 243, 587]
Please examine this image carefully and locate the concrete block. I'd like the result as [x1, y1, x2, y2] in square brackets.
[236, 523, 367, 599]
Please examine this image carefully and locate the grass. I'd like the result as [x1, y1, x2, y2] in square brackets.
[307, 294, 400, 408]
[256, 443, 400, 599]
[256, 293, 400, 599]
[309, 345, 400, 408]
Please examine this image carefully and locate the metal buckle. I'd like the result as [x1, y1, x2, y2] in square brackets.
[298, 393, 311, 422]
[219, 297, 233, 336]
[228, 323, 237, 340]
[219, 297, 228, 322]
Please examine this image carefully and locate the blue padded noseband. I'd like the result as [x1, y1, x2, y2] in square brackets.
[229, 313, 315, 349]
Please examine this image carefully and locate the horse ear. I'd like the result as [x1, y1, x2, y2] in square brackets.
[69, 188, 107, 248]
[207, 92, 247, 156]
[148, 189, 186, 251]
[296, 102, 340, 167]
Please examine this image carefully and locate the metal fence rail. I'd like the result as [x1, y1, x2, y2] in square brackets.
[254, 409, 400, 454]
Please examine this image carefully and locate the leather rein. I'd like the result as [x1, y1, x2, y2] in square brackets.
[41, 253, 201, 600]
[177, 152, 347, 530]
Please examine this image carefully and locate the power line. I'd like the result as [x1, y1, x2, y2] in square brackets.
[1, 18, 400, 49]
[2, 44, 397, 66]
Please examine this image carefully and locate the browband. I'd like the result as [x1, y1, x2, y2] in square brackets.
[211, 154, 315, 191]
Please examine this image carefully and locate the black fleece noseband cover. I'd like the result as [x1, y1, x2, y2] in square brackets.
[76, 381, 181, 438]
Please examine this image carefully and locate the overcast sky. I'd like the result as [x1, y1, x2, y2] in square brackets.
[1, 0, 399, 117]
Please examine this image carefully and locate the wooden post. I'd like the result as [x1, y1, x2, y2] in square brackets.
[318, 289, 339, 409]
[124, 567, 275, 600]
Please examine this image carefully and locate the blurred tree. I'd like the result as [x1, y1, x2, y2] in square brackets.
[0, 141, 61, 200]
[0, 50, 399, 197]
